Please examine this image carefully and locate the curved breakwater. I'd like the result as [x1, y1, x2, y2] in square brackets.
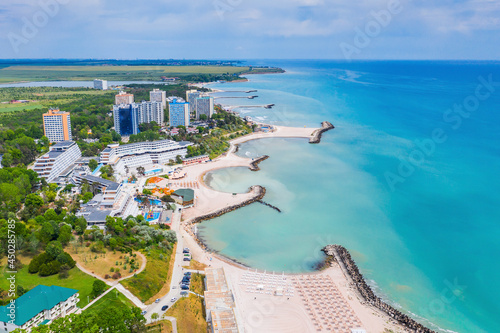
[249, 155, 270, 171]
[185, 185, 267, 252]
[323, 245, 435, 333]
[309, 121, 335, 144]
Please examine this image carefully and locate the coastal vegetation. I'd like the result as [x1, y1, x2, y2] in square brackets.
[86, 289, 136, 317]
[146, 320, 173, 333]
[164, 294, 206, 333]
[189, 273, 205, 296]
[121, 247, 174, 304]
[15, 302, 146, 333]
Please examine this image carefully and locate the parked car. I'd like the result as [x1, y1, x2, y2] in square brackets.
[155, 298, 161, 303]
[180, 291, 188, 296]
[141, 310, 147, 315]
[183, 257, 191, 261]
[161, 305, 168, 311]
[183, 248, 190, 253]
[181, 285, 189, 290]
[170, 297, 177, 302]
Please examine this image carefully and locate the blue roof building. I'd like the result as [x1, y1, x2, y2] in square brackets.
[0, 285, 79, 332]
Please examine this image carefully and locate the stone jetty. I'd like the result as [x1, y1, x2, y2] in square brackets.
[191, 185, 266, 226]
[309, 121, 335, 144]
[256, 200, 282, 213]
[249, 155, 269, 171]
[322, 245, 435, 333]
[185, 186, 266, 252]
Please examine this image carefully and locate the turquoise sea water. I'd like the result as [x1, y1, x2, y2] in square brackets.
[199, 61, 500, 333]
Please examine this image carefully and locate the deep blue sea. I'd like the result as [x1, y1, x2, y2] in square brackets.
[199, 60, 500, 333]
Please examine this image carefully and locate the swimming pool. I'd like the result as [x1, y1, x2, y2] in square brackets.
[144, 212, 160, 222]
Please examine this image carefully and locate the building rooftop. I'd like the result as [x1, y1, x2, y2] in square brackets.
[211, 309, 239, 332]
[172, 188, 195, 202]
[77, 173, 121, 191]
[0, 285, 78, 326]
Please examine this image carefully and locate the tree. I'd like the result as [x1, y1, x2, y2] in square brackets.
[1, 153, 13, 167]
[88, 159, 98, 172]
[175, 155, 183, 164]
[136, 166, 145, 176]
[151, 312, 159, 322]
[57, 225, 73, 246]
[199, 114, 207, 121]
[91, 280, 107, 298]
[46, 241, 63, 259]
[39, 222, 55, 243]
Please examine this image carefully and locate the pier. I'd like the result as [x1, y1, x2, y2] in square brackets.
[214, 95, 258, 99]
[256, 200, 282, 213]
[227, 104, 275, 109]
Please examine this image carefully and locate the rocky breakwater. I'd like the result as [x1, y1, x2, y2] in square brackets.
[309, 121, 334, 144]
[186, 186, 267, 251]
[249, 155, 269, 171]
[322, 245, 435, 333]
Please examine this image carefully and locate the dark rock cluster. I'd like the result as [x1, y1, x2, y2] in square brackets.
[322, 245, 435, 333]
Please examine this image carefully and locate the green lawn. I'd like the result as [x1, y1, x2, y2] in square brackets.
[0, 264, 100, 308]
[121, 248, 173, 303]
[85, 289, 136, 316]
[0, 65, 250, 83]
[0, 103, 44, 113]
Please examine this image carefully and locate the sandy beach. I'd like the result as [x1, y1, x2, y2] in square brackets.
[173, 124, 406, 333]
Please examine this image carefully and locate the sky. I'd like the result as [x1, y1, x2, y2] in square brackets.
[1, 0, 499, 60]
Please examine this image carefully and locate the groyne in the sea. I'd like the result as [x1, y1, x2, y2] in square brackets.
[185, 186, 266, 252]
[256, 200, 281, 213]
[323, 245, 435, 333]
[249, 155, 269, 171]
[309, 121, 334, 144]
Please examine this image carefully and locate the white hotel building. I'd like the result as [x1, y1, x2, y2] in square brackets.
[137, 101, 164, 126]
[33, 141, 82, 183]
[100, 139, 191, 176]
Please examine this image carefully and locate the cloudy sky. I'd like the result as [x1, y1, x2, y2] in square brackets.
[1, 0, 500, 59]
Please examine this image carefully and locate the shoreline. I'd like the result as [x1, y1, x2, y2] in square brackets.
[176, 122, 412, 332]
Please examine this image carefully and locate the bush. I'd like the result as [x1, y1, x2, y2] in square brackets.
[28, 252, 50, 274]
[112, 272, 121, 279]
[39, 261, 61, 276]
[104, 274, 110, 279]
[58, 270, 69, 279]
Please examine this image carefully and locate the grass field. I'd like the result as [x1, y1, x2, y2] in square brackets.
[0, 65, 250, 83]
[121, 248, 173, 304]
[190, 274, 205, 296]
[0, 103, 43, 113]
[85, 289, 136, 316]
[164, 294, 206, 333]
[67, 243, 144, 280]
[187, 259, 208, 271]
[147, 320, 173, 333]
[0, 256, 99, 308]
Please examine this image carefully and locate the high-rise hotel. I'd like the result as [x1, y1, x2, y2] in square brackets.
[169, 99, 190, 127]
[42, 108, 72, 143]
[150, 89, 167, 109]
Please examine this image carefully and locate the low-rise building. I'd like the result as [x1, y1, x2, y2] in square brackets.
[171, 188, 194, 207]
[182, 155, 209, 166]
[33, 141, 82, 183]
[0, 285, 79, 332]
